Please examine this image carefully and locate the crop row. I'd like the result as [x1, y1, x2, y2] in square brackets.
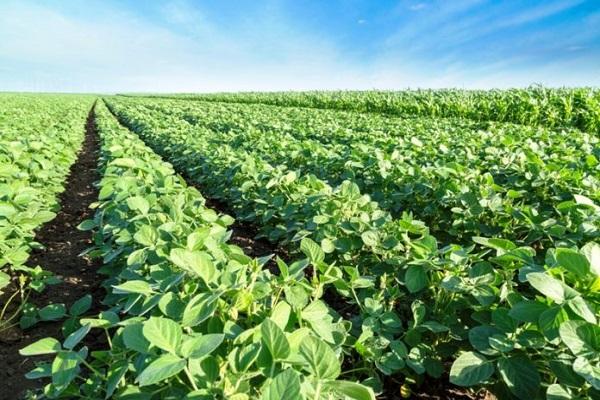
[0, 94, 93, 331]
[20, 101, 375, 399]
[134, 86, 600, 132]
[109, 97, 600, 251]
[104, 97, 600, 399]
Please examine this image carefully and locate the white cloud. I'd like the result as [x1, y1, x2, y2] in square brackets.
[0, 0, 597, 92]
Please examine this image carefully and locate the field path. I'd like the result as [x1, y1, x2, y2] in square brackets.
[1, 103, 103, 399]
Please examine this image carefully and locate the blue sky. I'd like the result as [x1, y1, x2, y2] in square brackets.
[0, 0, 598, 92]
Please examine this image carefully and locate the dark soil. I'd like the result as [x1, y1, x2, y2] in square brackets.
[0, 104, 103, 400]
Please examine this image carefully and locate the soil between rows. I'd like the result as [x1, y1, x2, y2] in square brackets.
[0, 104, 103, 400]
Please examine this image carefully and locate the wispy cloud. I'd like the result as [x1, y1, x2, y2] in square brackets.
[0, 0, 598, 92]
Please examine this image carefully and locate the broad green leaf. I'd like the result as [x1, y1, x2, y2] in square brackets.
[361, 230, 379, 247]
[181, 334, 224, 359]
[113, 280, 153, 295]
[559, 320, 600, 357]
[556, 248, 590, 278]
[182, 293, 219, 327]
[38, 303, 66, 321]
[546, 384, 572, 400]
[323, 380, 376, 400]
[19, 337, 61, 356]
[572, 357, 600, 390]
[25, 363, 52, 380]
[127, 196, 150, 214]
[261, 318, 290, 360]
[77, 219, 96, 231]
[136, 354, 186, 387]
[509, 300, 548, 323]
[526, 272, 565, 303]
[497, 354, 541, 399]
[0, 271, 10, 290]
[581, 242, 600, 276]
[106, 360, 129, 399]
[122, 323, 151, 353]
[405, 265, 428, 293]
[69, 294, 92, 316]
[134, 225, 158, 247]
[539, 306, 569, 340]
[170, 249, 216, 284]
[142, 316, 182, 354]
[158, 292, 185, 319]
[63, 324, 91, 350]
[449, 352, 494, 387]
[567, 296, 597, 324]
[51, 350, 81, 387]
[299, 336, 340, 380]
[300, 301, 335, 343]
[301, 238, 325, 265]
[261, 369, 301, 400]
[270, 301, 291, 330]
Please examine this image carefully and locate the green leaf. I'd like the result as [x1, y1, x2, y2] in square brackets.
[106, 360, 129, 399]
[182, 293, 219, 327]
[136, 353, 186, 387]
[323, 380, 376, 400]
[261, 318, 290, 360]
[112, 280, 153, 295]
[0, 271, 11, 290]
[572, 357, 600, 390]
[300, 301, 335, 343]
[111, 157, 136, 168]
[38, 303, 67, 321]
[539, 306, 569, 340]
[299, 336, 340, 380]
[497, 354, 541, 399]
[181, 334, 224, 359]
[52, 350, 81, 387]
[509, 300, 548, 323]
[122, 323, 151, 353]
[546, 384, 573, 400]
[405, 265, 427, 293]
[361, 231, 379, 247]
[134, 225, 158, 247]
[270, 301, 291, 330]
[63, 324, 91, 350]
[581, 242, 600, 276]
[142, 317, 182, 354]
[127, 196, 150, 214]
[526, 272, 565, 303]
[170, 249, 216, 284]
[69, 294, 92, 317]
[301, 238, 325, 265]
[567, 296, 597, 324]
[261, 369, 301, 400]
[559, 320, 600, 357]
[556, 248, 590, 278]
[25, 363, 52, 380]
[19, 337, 61, 356]
[77, 219, 96, 231]
[449, 352, 494, 387]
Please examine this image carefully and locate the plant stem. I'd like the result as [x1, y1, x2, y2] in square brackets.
[185, 366, 199, 391]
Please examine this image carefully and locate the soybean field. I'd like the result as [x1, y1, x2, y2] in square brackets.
[1, 89, 600, 400]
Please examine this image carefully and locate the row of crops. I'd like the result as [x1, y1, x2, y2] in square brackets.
[6, 90, 600, 400]
[20, 101, 377, 399]
[94, 95, 600, 399]
[140, 86, 600, 133]
[0, 94, 93, 332]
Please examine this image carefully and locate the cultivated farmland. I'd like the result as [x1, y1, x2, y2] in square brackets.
[1, 89, 599, 400]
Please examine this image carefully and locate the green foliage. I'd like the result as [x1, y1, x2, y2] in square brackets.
[0, 94, 93, 332]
